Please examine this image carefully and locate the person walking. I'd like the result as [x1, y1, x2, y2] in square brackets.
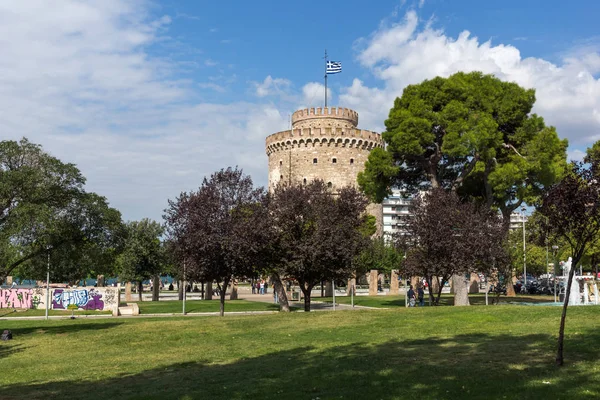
[251, 280, 256, 294]
[260, 280, 265, 295]
[417, 285, 425, 307]
[407, 285, 416, 307]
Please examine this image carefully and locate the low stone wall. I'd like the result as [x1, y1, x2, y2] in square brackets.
[0, 287, 120, 316]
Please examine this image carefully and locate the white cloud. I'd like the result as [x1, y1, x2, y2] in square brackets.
[0, 0, 287, 221]
[344, 10, 600, 144]
[253, 75, 292, 98]
[198, 82, 226, 92]
[301, 82, 332, 109]
[568, 149, 586, 162]
[204, 59, 218, 67]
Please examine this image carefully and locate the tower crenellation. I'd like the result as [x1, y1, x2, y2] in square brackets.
[291, 107, 359, 129]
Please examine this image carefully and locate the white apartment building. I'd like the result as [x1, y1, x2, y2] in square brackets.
[382, 189, 414, 237]
[509, 211, 528, 230]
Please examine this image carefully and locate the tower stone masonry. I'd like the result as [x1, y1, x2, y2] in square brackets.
[265, 106, 384, 233]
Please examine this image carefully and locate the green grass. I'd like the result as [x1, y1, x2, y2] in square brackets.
[0, 309, 112, 318]
[134, 299, 282, 314]
[0, 305, 599, 399]
[319, 293, 559, 308]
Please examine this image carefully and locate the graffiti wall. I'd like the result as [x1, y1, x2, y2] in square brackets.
[0, 288, 34, 308]
[0, 287, 119, 316]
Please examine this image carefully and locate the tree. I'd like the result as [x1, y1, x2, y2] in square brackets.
[0, 138, 124, 281]
[269, 181, 369, 311]
[164, 167, 269, 316]
[357, 72, 567, 296]
[540, 159, 600, 366]
[116, 219, 165, 301]
[15, 192, 126, 284]
[354, 236, 403, 278]
[403, 189, 509, 306]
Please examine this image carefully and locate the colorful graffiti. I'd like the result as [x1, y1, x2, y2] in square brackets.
[52, 289, 105, 311]
[0, 288, 33, 309]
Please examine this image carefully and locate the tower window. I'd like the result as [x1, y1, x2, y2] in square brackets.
[327, 182, 332, 188]
[303, 178, 307, 185]
[280, 175, 283, 180]
[313, 158, 318, 164]
[279, 160, 283, 166]
[332, 158, 337, 164]
[350, 158, 354, 164]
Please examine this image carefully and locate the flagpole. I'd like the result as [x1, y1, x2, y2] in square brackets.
[324, 49, 328, 108]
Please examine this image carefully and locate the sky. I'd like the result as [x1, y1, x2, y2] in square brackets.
[1, 0, 599, 222]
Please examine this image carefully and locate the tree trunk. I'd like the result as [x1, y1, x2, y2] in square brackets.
[435, 278, 447, 305]
[426, 276, 435, 306]
[300, 282, 313, 312]
[152, 275, 160, 301]
[452, 274, 470, 306]
[137, 281, 143, 302]
[219, 278, 230, 317]
[178, 280, 183, 300]
[271, 273, 290, 312]
[556, 257, 579, 366]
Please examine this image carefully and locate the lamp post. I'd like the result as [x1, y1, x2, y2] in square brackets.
[552, 245, 559, 303]
[45, 247, 50, 320]
[522, 206, 527, 287]
[182, 260, 187, 315]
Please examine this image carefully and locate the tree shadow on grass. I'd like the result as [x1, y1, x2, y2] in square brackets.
[6, 321, 123, 337]
[2, 329, 599, 400]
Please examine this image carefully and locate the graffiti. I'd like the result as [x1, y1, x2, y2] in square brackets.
[104, 289, 116, 305]
[52, 289, 105, 311]
[0, 289, 33, 309]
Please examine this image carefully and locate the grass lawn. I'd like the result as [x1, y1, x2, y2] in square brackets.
[319, 293, 559, 308]
[0, 309, 112, 318]
[135, 299, 282, 314]
[0, 305, 599, 399]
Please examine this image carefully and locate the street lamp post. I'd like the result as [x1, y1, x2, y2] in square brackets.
[45, 248, 50, 320]
[182, 260, 187, 315]
[552, 245, 559, 303]
[522, 207, 527, 288]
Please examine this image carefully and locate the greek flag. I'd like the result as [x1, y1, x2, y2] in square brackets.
[326, 61, 342, 74]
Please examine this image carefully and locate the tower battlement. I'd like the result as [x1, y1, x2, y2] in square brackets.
[265, 127, 382, 154]
[292, 107, 358, 129]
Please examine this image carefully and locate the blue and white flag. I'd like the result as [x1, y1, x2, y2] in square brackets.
[326, 61, 342, 74]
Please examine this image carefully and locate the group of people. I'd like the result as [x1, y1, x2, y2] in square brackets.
[407, 284, 425, 307]
[251, 280, 268, 295]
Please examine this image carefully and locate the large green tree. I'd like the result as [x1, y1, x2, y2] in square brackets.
[116, 219, 165, 301]
[358, 72, 568, 299]
[358, 71, 568, 220]
[1, 138, 124, 281]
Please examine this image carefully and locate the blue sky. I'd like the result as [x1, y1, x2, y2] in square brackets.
[1, 0, 599, 221]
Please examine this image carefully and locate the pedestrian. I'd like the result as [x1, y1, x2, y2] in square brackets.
[260, 280, 265, 295]
[251, 280, 256, 294]
[417, 285, 425, 307]
[407, 285, 416, 307]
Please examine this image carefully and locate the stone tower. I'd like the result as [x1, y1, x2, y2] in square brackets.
[265, 106, 384, 232]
